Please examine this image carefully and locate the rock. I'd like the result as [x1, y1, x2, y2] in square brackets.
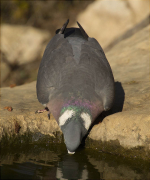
[75, 0, 149, 48]
[88, 110, 150, 149]
[106, 25, 150, 114]
[0, 24, 149, 160]
[105, 15, 149, 52]
[107, 25, 149, 83]
[1, 24, 50, 65]
[87, 26, 150, 160]
[0, 81, 61, 140]
[87, 80, 150, 160]
[0, 60, 11, 84]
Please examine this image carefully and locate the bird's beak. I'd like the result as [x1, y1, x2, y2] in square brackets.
[67, 149, 75, 154]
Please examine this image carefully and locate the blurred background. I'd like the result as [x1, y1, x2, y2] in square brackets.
[1, 0, 149, 87]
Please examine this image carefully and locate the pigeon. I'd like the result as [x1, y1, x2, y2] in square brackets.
[36, 19, 115, 154]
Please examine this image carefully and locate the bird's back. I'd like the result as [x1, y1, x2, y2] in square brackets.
[36, 23, 114, 121]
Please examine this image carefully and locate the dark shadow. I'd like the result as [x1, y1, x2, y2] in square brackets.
[94, 81, 125, 125]
[81, 81, 125, 146]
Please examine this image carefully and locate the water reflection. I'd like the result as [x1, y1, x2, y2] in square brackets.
[56, 154, 88, 179]
[0, 144, 149, 180]
[56, 153, 100, 180]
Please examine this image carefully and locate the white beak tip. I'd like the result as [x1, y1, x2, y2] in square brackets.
[67, 150, 75, 154]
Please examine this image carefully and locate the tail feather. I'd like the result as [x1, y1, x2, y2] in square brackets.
[77, 21, 89, 40]
[57, 19, 69, 34]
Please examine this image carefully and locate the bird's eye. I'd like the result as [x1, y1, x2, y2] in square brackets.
[59, 110, 75, 126]
[80, 112, 91, 130]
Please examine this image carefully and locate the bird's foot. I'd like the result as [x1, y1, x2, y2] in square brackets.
[35, 107, 49, 114]
[35, 107, 50, 120]
[35, 109, 47, 113]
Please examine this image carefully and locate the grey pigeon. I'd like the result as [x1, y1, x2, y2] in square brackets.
[36, 19, 115, 154]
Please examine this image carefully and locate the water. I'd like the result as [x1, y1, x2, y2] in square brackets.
[0, 143, 150, 180]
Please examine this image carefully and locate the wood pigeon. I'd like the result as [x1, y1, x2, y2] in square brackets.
[36, 19, 115, 154]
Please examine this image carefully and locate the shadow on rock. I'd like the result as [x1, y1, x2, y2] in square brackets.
[94, 81, 125, 125]
[81, 82, 125, 147]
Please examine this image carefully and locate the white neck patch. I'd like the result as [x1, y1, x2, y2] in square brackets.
[81, 112, 91, 130]
[59, 110, 75, 127]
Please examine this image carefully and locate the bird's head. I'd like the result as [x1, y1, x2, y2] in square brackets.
[58, 107, 92, 154]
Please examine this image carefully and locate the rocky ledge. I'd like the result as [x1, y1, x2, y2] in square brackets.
[0, 25, 149, 160]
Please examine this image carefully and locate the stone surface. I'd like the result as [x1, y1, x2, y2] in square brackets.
[1, 24, 50, 65]
[87, 26, 150, 159]
[74, 0, 149, 49]
[0, 81, 61, 140]
[0, 60, 11, 83]
[106, 25, 150, 114]
[107, 25, 149, 83]
[0, 25, 150, 159]
[89, 111, 150, 149]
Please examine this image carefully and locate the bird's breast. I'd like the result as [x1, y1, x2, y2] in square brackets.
[47, 93, 103, 124]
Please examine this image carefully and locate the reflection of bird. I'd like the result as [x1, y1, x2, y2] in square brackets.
[36, 19, 115, 154]
[56, 153, 100, 180]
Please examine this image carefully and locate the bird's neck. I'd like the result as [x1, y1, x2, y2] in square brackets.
[47, 96, 102, 122]
[60, 105, 91, 119]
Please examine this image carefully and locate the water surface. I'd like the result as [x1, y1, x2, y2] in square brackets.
[0, 143, 150, 180]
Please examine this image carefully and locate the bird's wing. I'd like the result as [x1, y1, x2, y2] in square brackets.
[36, 34, 73, 105]
[37, 33, 114, 110]
[79, 37, 115, 110]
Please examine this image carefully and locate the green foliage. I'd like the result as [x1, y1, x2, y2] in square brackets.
[12, 1, 29, 20]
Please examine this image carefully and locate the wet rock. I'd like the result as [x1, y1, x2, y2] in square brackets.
[75, 0, 149, 48]
[88, 155, 150, 180]
[87, 111, 150, 158]
[1, 24, 50, 65]
[0, 149, 60, 166]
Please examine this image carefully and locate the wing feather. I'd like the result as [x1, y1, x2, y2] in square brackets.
[80, 38, 115, 110]
[36, 34, 73, 105]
